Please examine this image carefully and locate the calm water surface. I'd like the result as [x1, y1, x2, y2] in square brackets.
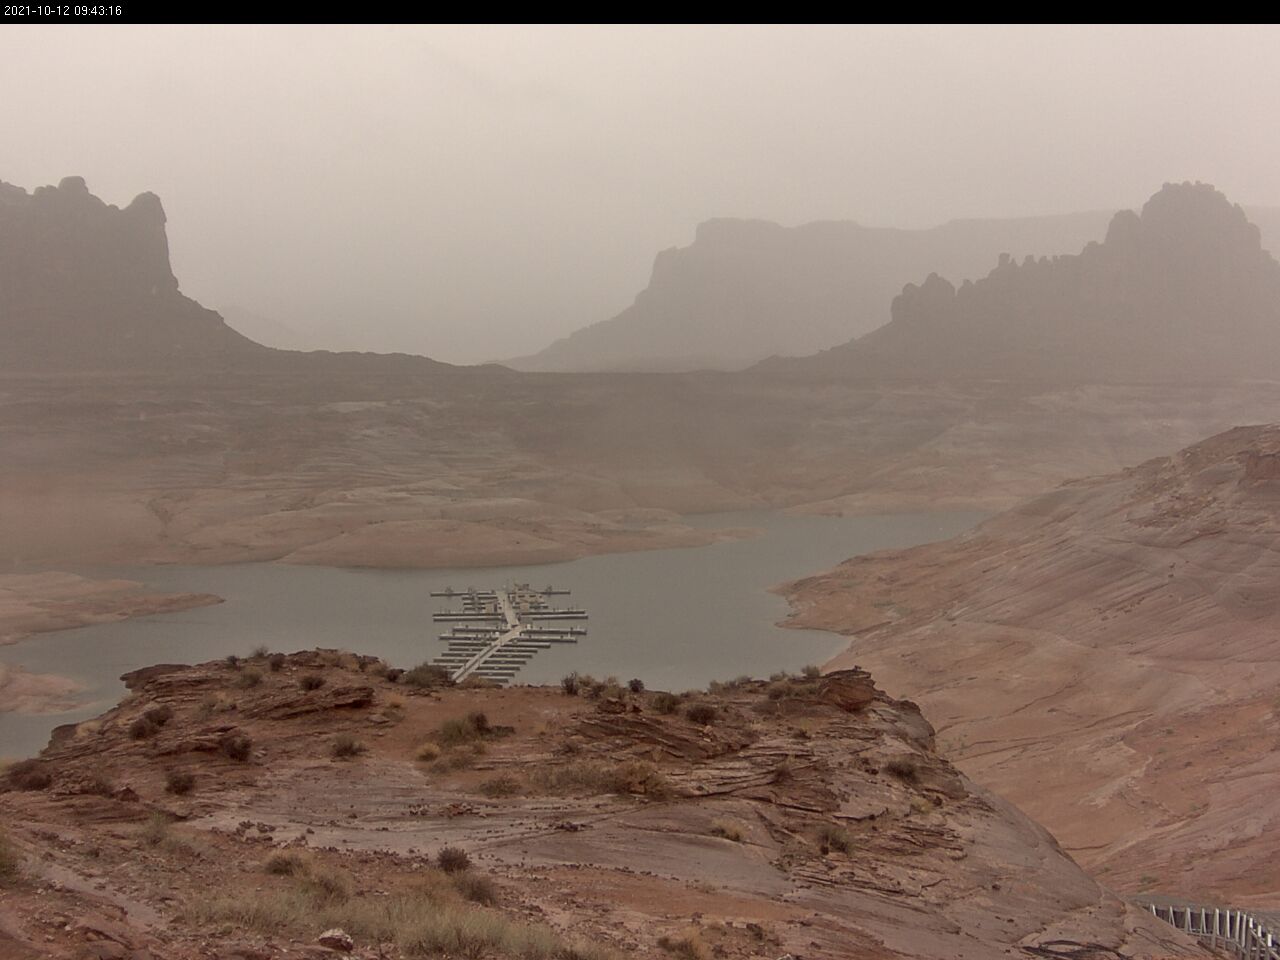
[0, 510, 983, 757]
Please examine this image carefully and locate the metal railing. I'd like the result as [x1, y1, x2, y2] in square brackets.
[1140, 902, 1279, 959]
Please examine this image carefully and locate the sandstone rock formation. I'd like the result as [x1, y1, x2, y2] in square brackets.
[0, 177, 265, 369]
[783, 423, 1280, 906]
[0, 651, 1206, 958]
[773, 182, 1280, 382]
[509, 211, 1118, 372]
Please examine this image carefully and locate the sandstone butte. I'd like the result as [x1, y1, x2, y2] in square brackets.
[783, 423, 1280, 907]
[0, 653, 1207, 959]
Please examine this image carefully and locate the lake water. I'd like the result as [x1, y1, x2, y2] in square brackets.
[0, 510, 983, 757]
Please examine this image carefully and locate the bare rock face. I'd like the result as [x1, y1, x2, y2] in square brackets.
[316, 929, 353, 952]
[784, 422, 1280, 902]
[0, 176, 264, 370]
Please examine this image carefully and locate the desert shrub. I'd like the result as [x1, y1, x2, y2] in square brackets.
[384, 692, 406, 711]
[684, 703, 717, 726]
[6, 760, 51, 791]
[299, 674, 325, 691]
[478, 774, 521, 798]
[82, 773, 115, 796]
[143, 704, 174, 727]
[560, 672, 580, 696]
[128, 716, 159, 740]
[436, 846, 471, 873]
[165, 769, 196, 795]
[766, 682, 790, 701]
[219, 732, 253, 762]
[652, 692, 680, 715]
[627, 678, 645, 694]
[197, 691, 235, 718]
[773, 761, 793, 784]
[139, 813, 172, 846]
[224, 654, 240, 669]
[267, 653, 287, 672]
[263, 850, 309, 876]
[816, 823, 852, 855]
[450, 871, 497, 905]
[298, 867, 353, 904]
[802, 664, 822, 679]
[401, 662, 451, 689]
[434, 712, 494, 747]
[769, 671, 790, 682]
[234, 668, 263, 689]
[184, 883, 614, 959]
[531, 760, 670, 799]
[331, 735, 366, 759]
[0, 831, 20, 885]
[658, 928, 713, 960]
[415, 742, 442, 762]
[709, 819, 744, 842]
[884, 758, 919, 782]
[250, 644, 270, 659]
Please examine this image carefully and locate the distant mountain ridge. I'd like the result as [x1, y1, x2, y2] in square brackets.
[510, 199, 1280, 374]
[507, 211, 1125, 372]
[770, 181, 1280, 382]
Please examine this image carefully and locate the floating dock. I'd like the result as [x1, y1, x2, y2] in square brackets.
[430, 584, 587, 683]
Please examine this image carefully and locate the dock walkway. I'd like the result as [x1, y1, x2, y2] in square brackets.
[429, 584, 587, 684]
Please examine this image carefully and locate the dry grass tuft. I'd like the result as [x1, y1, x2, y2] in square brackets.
[330, 735, 366, 759]
[530, 760, 670, 799]
[0, 831, 21, 885]
[436, 846, 471, 873]
[709, 819, 744, 842]
[478, 774, 522, 798]
[815, 823, 853, 855]
[658, 928, 713, 960]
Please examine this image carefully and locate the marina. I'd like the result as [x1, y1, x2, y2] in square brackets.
[430, 584, 588, 682]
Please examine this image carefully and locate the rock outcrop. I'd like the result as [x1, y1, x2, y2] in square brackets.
[783, 422, 1280, 905]
[0, 652, 1205, 959]
[0, 177, 266, 369]
[773, 182, 1280, 382]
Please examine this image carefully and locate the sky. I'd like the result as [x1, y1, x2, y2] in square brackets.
[2, 24, 1280, 363]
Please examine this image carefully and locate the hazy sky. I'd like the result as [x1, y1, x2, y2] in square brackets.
[3, 24, 1280, 363]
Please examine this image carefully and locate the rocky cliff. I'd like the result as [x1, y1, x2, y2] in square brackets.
[778, 182, 1280, 381]
[783, 422, 1280, 904]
